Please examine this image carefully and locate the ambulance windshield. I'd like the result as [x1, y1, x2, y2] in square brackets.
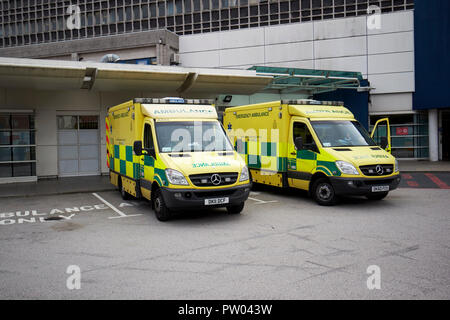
[155, 120, 234, 153]
[311, 120, 377, 148]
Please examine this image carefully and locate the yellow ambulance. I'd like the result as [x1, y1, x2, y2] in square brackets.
[106, 98, 251, 221]
[224, 99, 401, 206]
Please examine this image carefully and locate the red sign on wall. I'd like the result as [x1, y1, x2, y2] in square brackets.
[396, 127, 409, 135]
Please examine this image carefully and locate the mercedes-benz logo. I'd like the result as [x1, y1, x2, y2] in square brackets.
[210, 174, 221, 186]
[375, 165, 384, 175]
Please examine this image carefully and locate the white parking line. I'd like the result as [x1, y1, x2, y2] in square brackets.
[92, 193, 142, 219]
[247, 197, 278, 205]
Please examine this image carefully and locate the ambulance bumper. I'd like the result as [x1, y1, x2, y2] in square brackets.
[329, 174, 401, 196]
[160, 183, 252, 210]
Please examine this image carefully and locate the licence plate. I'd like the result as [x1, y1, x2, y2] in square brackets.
[204, 197, 229, 205]
[372, 186, 389, 192]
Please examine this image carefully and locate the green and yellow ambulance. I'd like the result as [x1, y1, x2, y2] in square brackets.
[224, 99, 401, 206]
[106, 98, 251, 221]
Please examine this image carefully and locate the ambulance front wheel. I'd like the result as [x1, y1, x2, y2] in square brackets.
[312, 178, 338, 206]
[226, 202, 245, 214]
[153, 188, 171, 221]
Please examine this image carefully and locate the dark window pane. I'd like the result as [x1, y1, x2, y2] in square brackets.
[0, 164, 12, 177]
[13, 163, 32, 176]
[13, 147, 35, 161]
[11, 115, 30, 129]
[79, 116, 99, 130]
[0, 148, 11, 161]
[12, 131, 31, 145]
[0, 132, 11, 145]
[0, 147, 11, 161]
[0, 115, 10, 129]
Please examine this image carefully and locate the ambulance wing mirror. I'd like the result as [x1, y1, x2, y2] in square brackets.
[294, 137, 303, 150]
[380, 137, 388, 150]
[133, 140, 143, 156]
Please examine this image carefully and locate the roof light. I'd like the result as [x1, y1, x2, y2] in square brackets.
[281, 99, 344, 106]
[134, 98, 214, 105]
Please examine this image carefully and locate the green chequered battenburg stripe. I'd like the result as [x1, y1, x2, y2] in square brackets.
[144, 155, 154, 166]
[126, 146, 133, 162]
[248, 155, 261, 169]
[277, 157, 287, 171]
[154, 168, 168, 186]
[133, 163, 139, 179]
[110, 156, 114, 170]
[297, 150, 317, 160]
[317, 160, 341, 176]
[261, 142, 276, 157]
[120, 159, 126, 175]
[114, 145, 120, 159]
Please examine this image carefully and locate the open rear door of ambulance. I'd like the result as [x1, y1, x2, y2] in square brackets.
[371, 118, 391, 154]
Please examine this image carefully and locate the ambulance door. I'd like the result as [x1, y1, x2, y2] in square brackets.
[371, 118, 391, 153]
[287, 119, 318, 190]
[139, 120, 157, 200]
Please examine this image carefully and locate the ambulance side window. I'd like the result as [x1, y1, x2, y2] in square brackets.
[293, 122, 313, 146]
[143, 124, 155, 152]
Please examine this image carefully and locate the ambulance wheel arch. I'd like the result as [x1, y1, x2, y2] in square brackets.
[150, 181, 162, 208]
[118, 175, 131, 200]
[310, 174, 338, 206]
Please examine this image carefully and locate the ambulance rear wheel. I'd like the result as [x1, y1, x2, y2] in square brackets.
[119, 177, 131, 200]
[312, 178, 337, 206]
[153, 188, 171, 221]
[226, 202, 245, 214]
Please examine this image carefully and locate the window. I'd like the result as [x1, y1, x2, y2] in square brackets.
[311, 120, 376, 148]
[143, 123, 155, 151]
[293, 122, 314, 145]
[370, 113, 429, 159]
[0, 113, 36, 178]
[0, 0, 414, 45]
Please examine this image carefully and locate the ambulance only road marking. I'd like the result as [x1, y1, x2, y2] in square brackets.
[0, 204, 109, 226]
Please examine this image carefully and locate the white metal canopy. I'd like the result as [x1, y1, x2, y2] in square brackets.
[0, 57, 272, 98]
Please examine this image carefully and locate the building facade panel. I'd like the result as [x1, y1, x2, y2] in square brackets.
[218, 46, 265, 67]
[313, 15, 366, 40]
[313, 35, 366, 59]
[369, 72, 415, 95]
[368, 51, 414, 75]
[315, 55, 367, 75]
[264, 22, 313, 44]
[264, 41, 313, 64]
[370, 93, 413, 114]
[367, 31, 414, 55]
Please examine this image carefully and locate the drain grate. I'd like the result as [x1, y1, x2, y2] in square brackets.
[44, 216, 64, 221]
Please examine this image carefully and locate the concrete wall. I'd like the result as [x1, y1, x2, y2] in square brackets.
[0, 29, 178, 65]
[179, 11, 415, 115]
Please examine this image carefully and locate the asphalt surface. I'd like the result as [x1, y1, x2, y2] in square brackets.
[0, 185, 449, 299]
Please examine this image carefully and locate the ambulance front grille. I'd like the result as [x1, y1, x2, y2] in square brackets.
[360, 164, 394, 176]
[189, 172, 238, 187]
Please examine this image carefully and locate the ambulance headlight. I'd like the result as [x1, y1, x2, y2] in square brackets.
[239, 166, 249, 182]
[336, 161, 360, 175]
[165, 168, 189, 185]
[395, 159, 399, 172]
